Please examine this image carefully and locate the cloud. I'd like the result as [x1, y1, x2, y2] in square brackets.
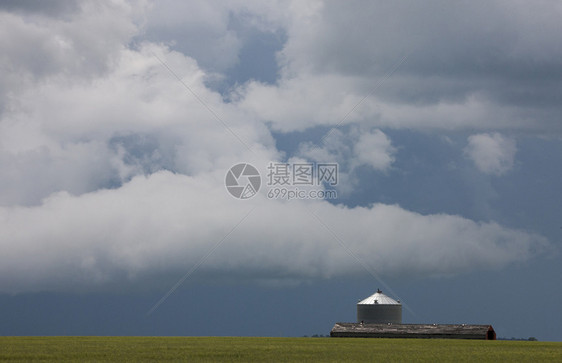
[0, 170, 549, 293]
[0, 37, 276, 205]
[296, 128, 395, 195]
[465, 133, 517, 175]
[0, 0, 80, 18]
[142, 0, 243, 72]
[0, 1, 553, 294]
[238, 0, 562, 133]
[298, 128, 395, 172]
[0, 0, 143, 117]
[353, 129, 395, 171]
[142, 0, 288, 74]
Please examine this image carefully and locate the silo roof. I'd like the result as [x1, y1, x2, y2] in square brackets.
[357, 289, 401, 305]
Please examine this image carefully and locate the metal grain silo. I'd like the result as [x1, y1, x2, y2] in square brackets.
[357, 289, 402, 324]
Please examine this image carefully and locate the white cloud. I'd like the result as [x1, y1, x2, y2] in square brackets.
[353, 129, 395, 171]
[465, 133, 517, 176]
[239, 74, 381, 132]
[0, 170, 549, 293]
[298, 128, 395, 172]
[0, 1, 140, 82]
[0, 39, 277, 205]
[297, 128, 395, 195]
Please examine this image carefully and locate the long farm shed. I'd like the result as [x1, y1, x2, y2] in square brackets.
[331, 323, 496, 340]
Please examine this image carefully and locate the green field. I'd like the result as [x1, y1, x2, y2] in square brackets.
[0, 336, 560, 362]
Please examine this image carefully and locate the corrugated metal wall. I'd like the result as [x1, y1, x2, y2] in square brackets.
[357, 304, 402, 324]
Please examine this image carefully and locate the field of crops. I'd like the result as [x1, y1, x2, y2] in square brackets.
[0, 336, 561, 362]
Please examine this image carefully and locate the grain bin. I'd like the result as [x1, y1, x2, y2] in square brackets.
[357, 289, 402, 324]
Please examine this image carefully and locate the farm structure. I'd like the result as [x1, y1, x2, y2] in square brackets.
[356, 289, 402, 324]
[330, 323, 496, 340]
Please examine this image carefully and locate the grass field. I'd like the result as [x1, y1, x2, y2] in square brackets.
[0, 336, 561, 362]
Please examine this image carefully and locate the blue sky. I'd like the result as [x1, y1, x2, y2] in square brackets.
[0, 0, 561, 341]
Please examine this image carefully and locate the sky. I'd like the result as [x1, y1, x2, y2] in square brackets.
[0, 0, 561, 341]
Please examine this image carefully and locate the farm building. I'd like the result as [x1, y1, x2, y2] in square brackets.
[357, 289, 402, 324]
[330, 323, 496, 340]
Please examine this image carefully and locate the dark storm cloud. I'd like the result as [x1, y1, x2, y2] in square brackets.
[0, 0, 80, 18]
[282, 1, 562, 110]
[236, 1, 562, 133]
